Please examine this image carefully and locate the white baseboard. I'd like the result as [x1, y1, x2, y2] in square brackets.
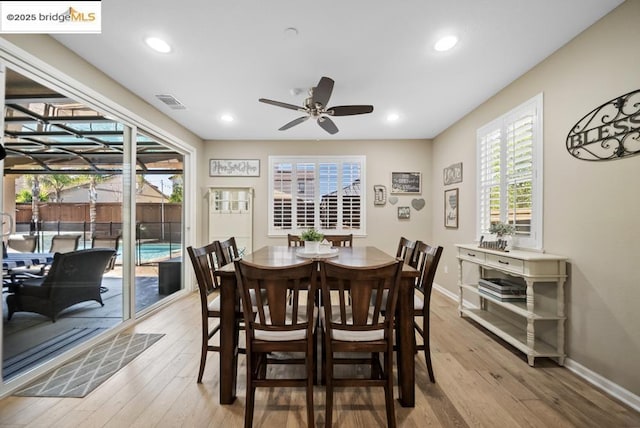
[564, 358, 640, 412]
[433, 283, 640, 413]
[433, 283, 458, 301]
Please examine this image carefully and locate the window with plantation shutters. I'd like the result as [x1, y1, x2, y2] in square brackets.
[477, 94, 543, 250]
[269, 156, 365, 236]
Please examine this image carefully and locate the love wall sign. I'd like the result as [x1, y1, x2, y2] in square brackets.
[566, 89, 640, 161]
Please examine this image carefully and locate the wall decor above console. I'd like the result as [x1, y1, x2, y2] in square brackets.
[566, 89, 640, 161]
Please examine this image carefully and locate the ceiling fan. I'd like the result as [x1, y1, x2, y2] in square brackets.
[258, 76, 374, 135]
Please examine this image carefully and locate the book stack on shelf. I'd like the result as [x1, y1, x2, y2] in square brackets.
[478, 278, 526, 302]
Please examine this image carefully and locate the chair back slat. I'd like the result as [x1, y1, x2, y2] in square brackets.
[215, 237, 239, 266]
[396, 236, 416, 262]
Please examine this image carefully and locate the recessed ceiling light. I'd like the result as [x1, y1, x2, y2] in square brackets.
[220, 114, 234, 123]
[434, 35, 458, 52]
[386, 113, 400, 122]
[145, 37, 171, 53]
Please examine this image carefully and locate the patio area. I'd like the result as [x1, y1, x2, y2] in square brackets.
[2, 266, 168, 380]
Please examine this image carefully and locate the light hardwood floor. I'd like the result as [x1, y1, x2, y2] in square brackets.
[1, 290, 638, 427]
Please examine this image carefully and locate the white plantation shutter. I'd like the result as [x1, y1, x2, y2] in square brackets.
[477, 94, 542, 250]
[272, 162, 292, 229]
[478, 128, 502, 232]
[295, 162, 315, 228]
[269, 156, 365, 236]
[341, 162, 361, 229]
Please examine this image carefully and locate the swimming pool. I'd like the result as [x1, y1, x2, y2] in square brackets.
[116, 242, 182, 264]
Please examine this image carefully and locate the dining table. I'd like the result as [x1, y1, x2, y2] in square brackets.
[215, 245, 419, 407]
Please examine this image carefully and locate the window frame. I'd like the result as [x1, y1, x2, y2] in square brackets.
[476, 93, 543, 250]
[268, 155, 366, 237]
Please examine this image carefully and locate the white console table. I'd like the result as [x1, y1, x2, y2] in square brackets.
[456, 244, 568, 366]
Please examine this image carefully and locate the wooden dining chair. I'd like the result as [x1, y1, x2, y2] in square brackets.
[287, 233, 304, 247]
[187, 243, 222, 383]
[396, 236, 416, 262]
[234, 258, 317, 428]
[215, 237, 240, 267]
[319, 258, 403, 428]
[323, 234, 353, 247]
[410, 241, 443, 383]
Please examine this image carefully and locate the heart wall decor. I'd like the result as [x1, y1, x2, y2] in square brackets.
[411, 198, 425, 211]
[388, 196, 398, 205]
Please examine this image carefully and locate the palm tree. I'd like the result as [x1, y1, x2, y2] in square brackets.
[77, 174, 109, 237]
[39, 174, 76, 203]
[20, 175, 44, 226]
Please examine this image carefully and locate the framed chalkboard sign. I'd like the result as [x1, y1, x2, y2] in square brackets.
[391, 172, 421, 194]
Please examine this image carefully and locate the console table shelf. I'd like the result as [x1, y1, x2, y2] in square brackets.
[456, 244, 568, 366]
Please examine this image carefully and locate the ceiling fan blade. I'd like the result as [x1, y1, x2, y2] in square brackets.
[279, 116, 309, 131]
[259, 98, 304, 111]
[317, 116, 339, 135]
[311, 76, 334, 107]
[327, 105, 374, 116]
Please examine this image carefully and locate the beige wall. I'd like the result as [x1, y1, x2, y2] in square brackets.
[431, 1, 640, 395]
[202, 139, 432, 255]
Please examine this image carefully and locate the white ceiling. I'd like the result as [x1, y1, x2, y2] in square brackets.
[53, 0, 623, 141]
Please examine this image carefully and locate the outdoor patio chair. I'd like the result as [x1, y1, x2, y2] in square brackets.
[91, 233, 120, 272]
[6, 248, 116, 322]
[7, 234, 81, 279]
[49, 234, 82, 253]
[7, 235, 37, 253]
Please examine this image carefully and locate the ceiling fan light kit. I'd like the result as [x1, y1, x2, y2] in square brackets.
[259, 76, 374, 134]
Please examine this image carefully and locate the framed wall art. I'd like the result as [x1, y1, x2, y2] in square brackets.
[391, 172, 421, 194]
[444, 188, 459, 229]
[209, 159, 260, 177]
[443, 162, 463, 185]
[398, 206, 411, 220]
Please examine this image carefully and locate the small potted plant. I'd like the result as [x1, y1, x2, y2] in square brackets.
[489, 221, 515, 250]
[300, 228, 324, 253]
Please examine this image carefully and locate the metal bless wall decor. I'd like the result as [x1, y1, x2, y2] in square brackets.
[443, 162, 463, 185]
[210, 159, 260, 177]
[566, 89, 640, 161]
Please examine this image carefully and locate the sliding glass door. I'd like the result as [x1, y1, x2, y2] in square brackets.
[0, 64, 186, 387]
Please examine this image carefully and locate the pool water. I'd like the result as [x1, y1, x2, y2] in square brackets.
[116, 242, 182, 264]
